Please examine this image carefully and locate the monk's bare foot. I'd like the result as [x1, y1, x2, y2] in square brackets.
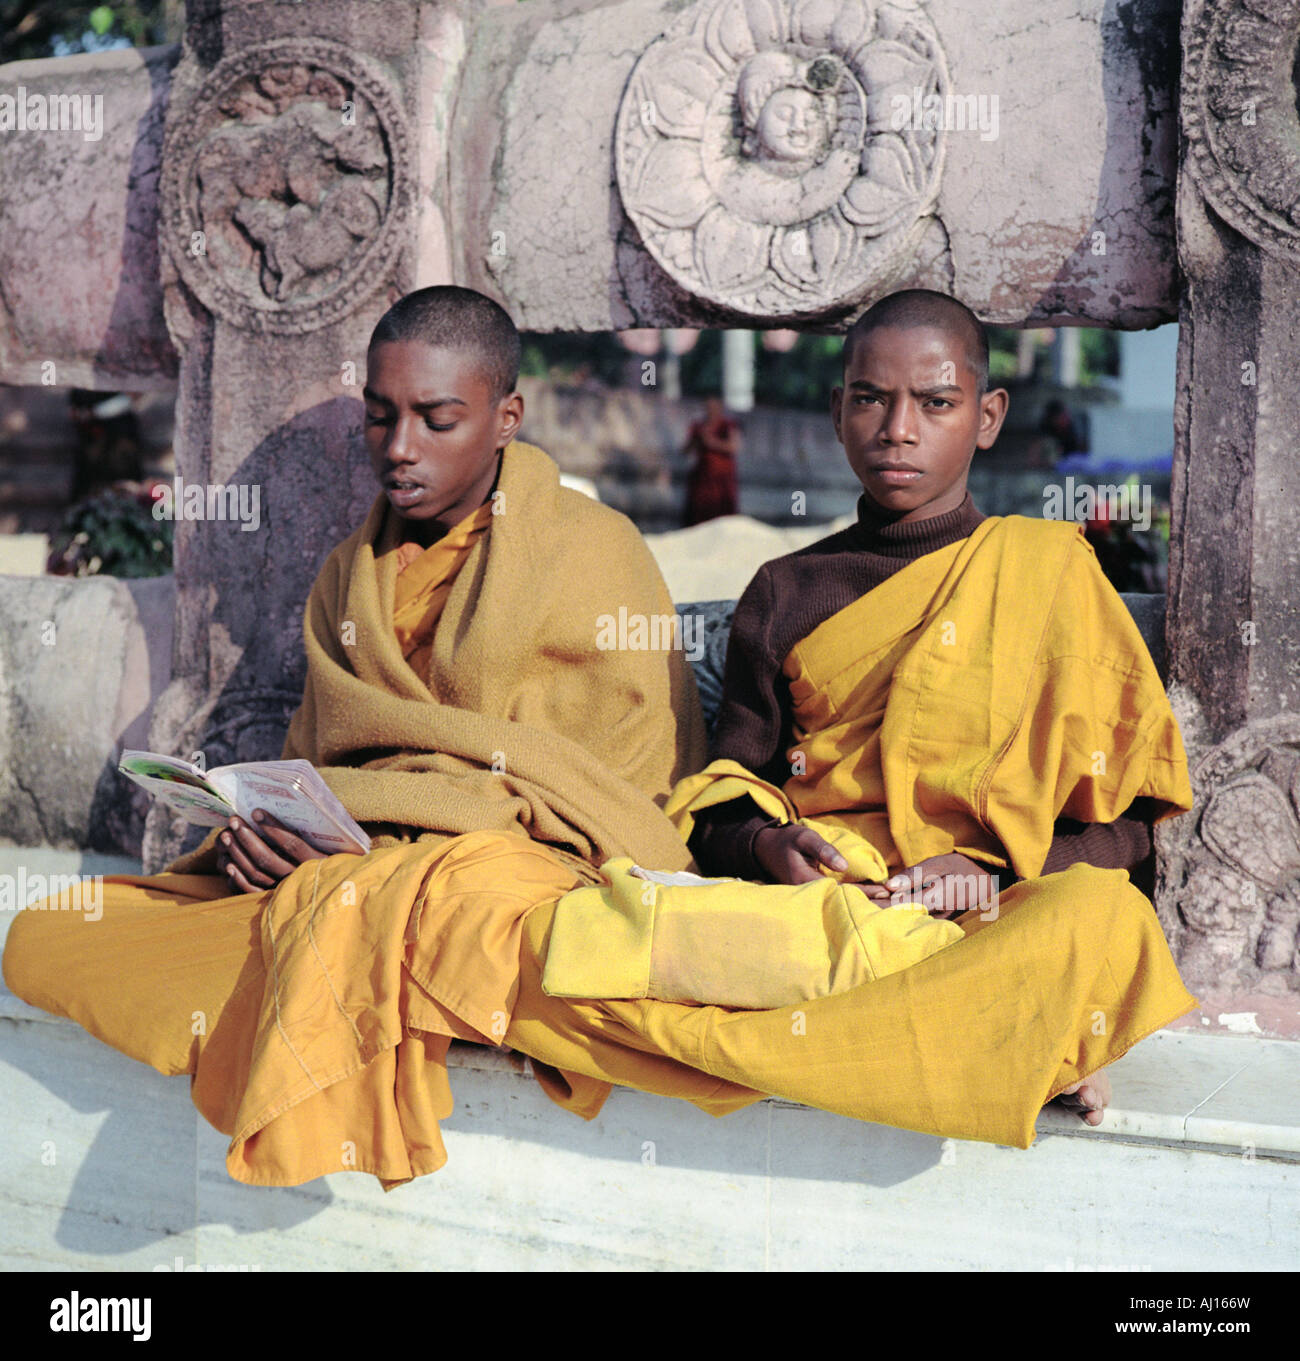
[1055, 1069, 1112, 1127]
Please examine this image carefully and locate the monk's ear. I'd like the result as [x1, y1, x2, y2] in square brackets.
[976, 386, 1009, 451]
[830, 385, 844, 442]
[496, 390, 524, 446]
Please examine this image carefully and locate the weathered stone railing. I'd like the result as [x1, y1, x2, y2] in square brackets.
[0, 573, 172, 854]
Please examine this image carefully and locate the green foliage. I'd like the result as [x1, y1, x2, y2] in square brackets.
[519, 333, 630, 388]
[681, 331, 724, 397]
[987, 327, 1023, 383]
[47, 484, 173, 579]
[1, 0, 180, 62]
[752, 334, 838, 409]
[1079, 327, 1120, 385]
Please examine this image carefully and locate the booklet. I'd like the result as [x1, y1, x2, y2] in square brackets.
[117, 751, 372, 855]
[627, 865, 737, 886]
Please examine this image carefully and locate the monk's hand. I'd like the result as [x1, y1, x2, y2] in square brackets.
[753, 823, 849, 885]
[858, 853, 997, 920]
[216, 809, 327, 894]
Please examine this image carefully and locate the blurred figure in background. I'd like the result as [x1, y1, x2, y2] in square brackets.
[683, 396, 740, 526]
[68, 390, 144, 502]
[1039, 398, 1087, 460]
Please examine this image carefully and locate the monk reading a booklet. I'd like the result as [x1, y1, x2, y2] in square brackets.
[4, 285, 708, 1185]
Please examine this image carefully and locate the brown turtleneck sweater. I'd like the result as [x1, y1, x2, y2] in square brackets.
[689, 491, 1153, 881]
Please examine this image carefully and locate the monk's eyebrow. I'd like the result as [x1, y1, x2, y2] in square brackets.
[847, 380, 963, 396]
[361, 387, 467, 410]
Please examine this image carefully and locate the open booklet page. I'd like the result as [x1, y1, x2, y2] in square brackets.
[118, 753, 371, 854]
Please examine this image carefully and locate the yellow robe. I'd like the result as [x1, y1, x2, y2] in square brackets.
[667, 515, 1191, 876]
[4, 442, 705, 1187]
[502, 516, 1198, 1146]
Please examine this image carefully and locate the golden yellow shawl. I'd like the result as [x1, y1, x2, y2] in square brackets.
[172, 441, 707, 878]
[669, 516, 1192, 879]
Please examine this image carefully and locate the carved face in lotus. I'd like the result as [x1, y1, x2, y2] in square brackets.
[754, 87, 830, 166]
[738, 51, 836, 173]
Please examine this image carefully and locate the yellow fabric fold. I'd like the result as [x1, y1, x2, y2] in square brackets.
[3, 833, 584, 1187]
[509, 862, 1197, 1150]
[390, 499, 494, 673]
[664, 758, 890, 882]
[541, 857, 963, 1007]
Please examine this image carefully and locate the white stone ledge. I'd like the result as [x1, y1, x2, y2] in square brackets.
[3, 982, 1298, 1269]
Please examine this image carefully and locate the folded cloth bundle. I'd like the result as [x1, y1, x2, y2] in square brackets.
[541, 858, 964, 1009]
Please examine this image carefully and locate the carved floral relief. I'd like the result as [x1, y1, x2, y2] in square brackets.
[616, 0, 949, 315]
[161, 39, 411, 334]
[1162, 716, 1300, 989]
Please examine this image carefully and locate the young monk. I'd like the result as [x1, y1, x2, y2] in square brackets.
[3, 285, 707, 1187]
[502, 289, 1197, 1146]
[679, 289, 1177, 1124]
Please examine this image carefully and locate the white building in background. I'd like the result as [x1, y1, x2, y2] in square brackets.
[1088, 324, 1178, 466]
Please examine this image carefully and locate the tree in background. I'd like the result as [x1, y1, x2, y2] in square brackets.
[1, 0, 181, 62]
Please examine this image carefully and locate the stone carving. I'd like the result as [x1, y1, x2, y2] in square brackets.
[200, 686, 306, 769]
[1161, 714, 1300, 990]
[161, 39, 412, 333]
[1182, 0, 1300, 262]
[615, 0, 949, 316]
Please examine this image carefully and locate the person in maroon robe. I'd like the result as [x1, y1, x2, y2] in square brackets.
[683, 397, 740, 526]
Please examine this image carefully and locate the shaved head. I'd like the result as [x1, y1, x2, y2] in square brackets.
[843, 290, 989, 395]
[369, 285, 521, 402]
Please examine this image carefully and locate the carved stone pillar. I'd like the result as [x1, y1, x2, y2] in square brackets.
[143, 3, 441, 869]
[1159, 0, 1300, 996]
